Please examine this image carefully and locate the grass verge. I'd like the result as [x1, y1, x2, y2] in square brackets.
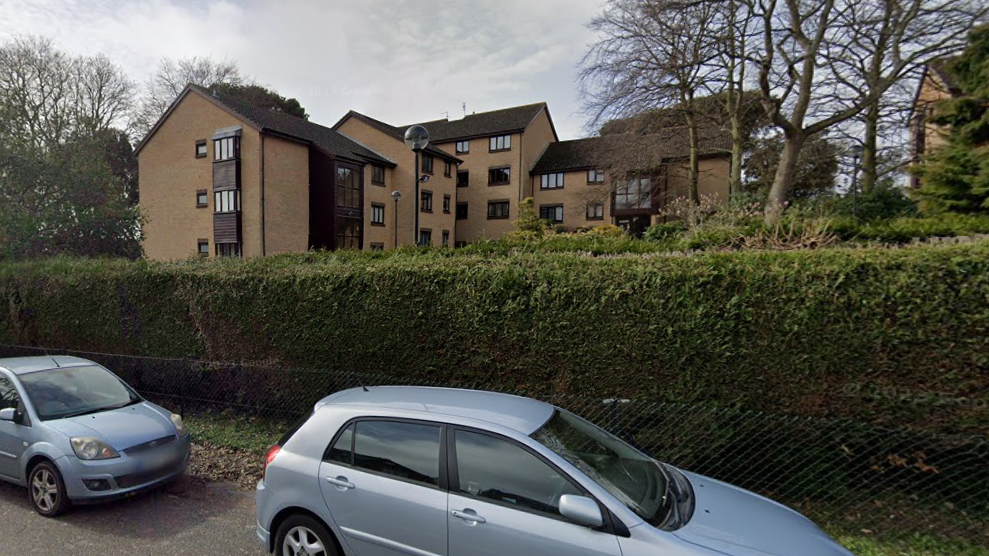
[829, 529, 989, 556]
[184, 410, 296, 455]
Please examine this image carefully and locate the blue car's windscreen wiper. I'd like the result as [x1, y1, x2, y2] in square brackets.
[60, 399, 140, 419]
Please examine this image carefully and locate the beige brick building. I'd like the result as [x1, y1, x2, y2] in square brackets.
[529, 132, 731, 235]
[137, 85, 401, 259]
[909, 61, 961, 188]
[335, 104, 559, 244]
[138, 86, 732, 259]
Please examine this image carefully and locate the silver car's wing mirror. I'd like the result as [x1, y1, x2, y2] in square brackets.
[0, 408, 16, 422]
[559, 494, 604, 527]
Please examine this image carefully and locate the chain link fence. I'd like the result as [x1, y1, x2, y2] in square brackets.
[1, 343, 987, 548]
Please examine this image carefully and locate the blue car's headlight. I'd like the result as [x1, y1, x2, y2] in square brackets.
[70, 437, 120, 460]
[170, 413, 186, 437]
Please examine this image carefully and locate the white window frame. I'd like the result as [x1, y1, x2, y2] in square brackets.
[540, 173, 565, 190]
[489, 135, 511, 151]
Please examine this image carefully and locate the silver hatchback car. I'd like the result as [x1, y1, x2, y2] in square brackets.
[0, 356, 191, 516]
[257, 387, 854, 556]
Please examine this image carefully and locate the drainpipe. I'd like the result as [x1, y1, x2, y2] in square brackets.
[260, 134, 266, 256]
[518, 133, 524, 203]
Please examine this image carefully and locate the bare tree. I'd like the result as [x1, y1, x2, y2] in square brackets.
[704, 0, 760, 197]
[0, 36, 141, 259]
[580, 0, 720, 203]
[74, 54, 134, 133]
[824, 2, 972, 191]
[0, 37, 133, 147]
[828, 77, 916, 189]
[749, 0, 984, 218]
[0, 36, 76, 149]
[130, 56, 245, 139]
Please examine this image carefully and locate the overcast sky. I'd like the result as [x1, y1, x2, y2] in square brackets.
[0, 0, 606, 139]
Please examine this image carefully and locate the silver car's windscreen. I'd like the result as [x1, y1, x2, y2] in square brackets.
[532, 409, 669, 525]
[19, 365, 141, 421]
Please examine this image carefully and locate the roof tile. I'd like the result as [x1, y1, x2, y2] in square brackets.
[403, 103, 548, 143]
[336, 111, 460, 162]
[531, 126, 731, 174]
[190, 85, 395, 166]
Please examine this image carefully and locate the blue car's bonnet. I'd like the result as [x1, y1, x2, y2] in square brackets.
[44, 403, 175, 450]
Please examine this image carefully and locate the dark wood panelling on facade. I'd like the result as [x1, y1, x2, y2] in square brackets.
[214, 212, 241, 243]
[308, 148, 336, 251]
[213, 160, 240, 191]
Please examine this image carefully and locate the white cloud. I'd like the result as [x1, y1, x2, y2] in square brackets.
[0, 0, 604, 138]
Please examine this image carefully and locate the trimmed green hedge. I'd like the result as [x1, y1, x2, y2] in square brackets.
[1, 243, 988, 434]
[832, 214, 989, 244]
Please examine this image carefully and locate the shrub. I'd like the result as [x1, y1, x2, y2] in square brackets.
[1, 243, 988, 435]
[458, 233, 661, 256]
[680, 223, 747, 250]
[510, 197, 549, 238]
[824, 181, 920, 222]
[832, 213, 989, 243]
[643, 221, 686, 241]
[659, 195, 725, 229]
[584, 224, 626, 237]
[738, 217, 839, 250]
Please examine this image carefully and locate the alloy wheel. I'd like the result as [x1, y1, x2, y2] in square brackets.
[281, 525, 326, 556]
[31, 468, 58, 513]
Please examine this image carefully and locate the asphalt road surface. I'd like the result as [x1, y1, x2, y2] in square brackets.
[0, 476, 264, 555]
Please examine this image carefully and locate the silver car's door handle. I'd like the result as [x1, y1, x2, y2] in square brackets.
[451, 509, 486, 524]
[324, 476, 355, 490]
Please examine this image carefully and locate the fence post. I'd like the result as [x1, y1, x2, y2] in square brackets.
[180, 358, 188, 419]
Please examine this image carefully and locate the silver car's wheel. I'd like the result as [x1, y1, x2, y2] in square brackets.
[275, 516, 337, 556]
[282, 526, 326, 556]
[28, 461, 70, 517]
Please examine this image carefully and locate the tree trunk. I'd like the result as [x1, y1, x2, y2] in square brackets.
[764, 132, 806, 220]
[861, 101, 879, 192]
[729, 108, 744, 198]
[686, 110, 700, 204]
[725, 0, 745, 200]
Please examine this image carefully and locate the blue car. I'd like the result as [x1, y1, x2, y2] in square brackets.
[0, 356, 191, 516]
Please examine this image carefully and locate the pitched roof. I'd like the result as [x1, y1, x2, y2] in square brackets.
[928, 57, 963, 96]
[136, 85, 395, 166]
[403, 103, 552, 143]
[531, 126, 731, 174]
[333, 110, 461, 163]
[910, 59, 964, 120]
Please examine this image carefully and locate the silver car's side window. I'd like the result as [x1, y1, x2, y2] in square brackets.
[454, 430, 582, 518]
[325, 423, 354, 465]
[339, 420, 442, 488]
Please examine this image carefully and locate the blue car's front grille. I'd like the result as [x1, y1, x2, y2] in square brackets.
[114, 463, 180, 489]
[123, 435, 177, 456]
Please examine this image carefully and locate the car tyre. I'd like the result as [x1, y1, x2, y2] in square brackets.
[275, 514, 338, 556]
[28, 461, 70, 517]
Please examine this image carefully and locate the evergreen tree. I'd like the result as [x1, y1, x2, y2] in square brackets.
[915, 25, 989, 213]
